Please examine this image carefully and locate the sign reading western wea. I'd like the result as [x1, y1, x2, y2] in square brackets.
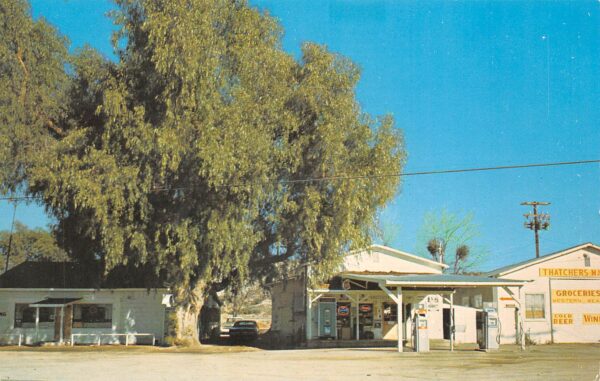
[539, 268, 600, 278]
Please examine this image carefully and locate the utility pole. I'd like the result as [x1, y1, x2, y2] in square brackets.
[521, 201, 551, 258]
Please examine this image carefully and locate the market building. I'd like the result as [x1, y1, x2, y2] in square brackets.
[270, 244, 525, 350]
[0, 262, 169, 346]
[483, 242, 600, 344]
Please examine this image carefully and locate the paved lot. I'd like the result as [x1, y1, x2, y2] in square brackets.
[0, 344, 599, 380]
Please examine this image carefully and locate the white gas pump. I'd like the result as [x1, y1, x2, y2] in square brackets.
[476, 307, 500, 351]
[413, 307, 429, 352]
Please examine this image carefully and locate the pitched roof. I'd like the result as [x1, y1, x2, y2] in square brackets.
[352, 244, 448, 270]
[0, 261, 165, 289]
[487, 242, 600, 277]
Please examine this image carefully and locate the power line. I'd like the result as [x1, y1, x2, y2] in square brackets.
[0, 158, 599, 201]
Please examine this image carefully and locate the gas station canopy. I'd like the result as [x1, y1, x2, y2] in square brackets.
[343, 274, 527, 288]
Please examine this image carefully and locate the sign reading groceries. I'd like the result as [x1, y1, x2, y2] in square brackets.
[552, 289, 600, 304]
[539, 268, 600, 278]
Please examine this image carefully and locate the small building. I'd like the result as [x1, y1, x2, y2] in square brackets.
[484, 242, 600, 344]
[270, 244, 524, 349]
[0, 262, 169, 345]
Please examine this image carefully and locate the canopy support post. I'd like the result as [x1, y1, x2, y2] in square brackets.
[59, 306, 65, 344]
[502, 285, 526, 350]
[450, 291, 454, 352]
[306, 290, 312, 341]
[378, 283, 402, 352]
[35, 307, 40, 343]
[397, 287, 403, 352]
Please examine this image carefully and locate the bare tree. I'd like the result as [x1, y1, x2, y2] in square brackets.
[453, 244, 470, 274]
[417, 209, 485, 273]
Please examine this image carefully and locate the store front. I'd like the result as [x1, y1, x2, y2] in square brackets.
[307, 274, 526, 352]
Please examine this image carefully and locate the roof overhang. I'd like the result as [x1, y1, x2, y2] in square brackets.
[344, 273, 526, 289]
[29, 298, 82, 308]
[487, 242, 600, 277]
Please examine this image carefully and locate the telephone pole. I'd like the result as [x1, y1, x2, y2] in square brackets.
[521, 201, 551, 258]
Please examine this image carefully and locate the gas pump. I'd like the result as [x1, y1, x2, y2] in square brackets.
[476, 307, 500, 351]
[412, 306, 429, 352]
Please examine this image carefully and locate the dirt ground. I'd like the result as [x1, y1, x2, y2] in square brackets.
[0, 343, 599, 380]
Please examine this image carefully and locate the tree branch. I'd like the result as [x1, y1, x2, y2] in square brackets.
[16, 46, 29, 105]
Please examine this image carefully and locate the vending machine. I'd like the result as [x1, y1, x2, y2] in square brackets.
[413, 308, 429, 352]
[318, 301, 337, 338]
[476, 307, 499, 351]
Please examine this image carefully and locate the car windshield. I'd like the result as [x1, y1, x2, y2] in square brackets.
[234, 321, 256, 327]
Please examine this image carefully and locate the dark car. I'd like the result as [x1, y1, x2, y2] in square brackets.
[228, 320, 259, 342]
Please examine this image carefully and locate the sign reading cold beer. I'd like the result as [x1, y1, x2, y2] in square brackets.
[552, 289, 600, 304]
[539, 268, 600, 278]
[552, 313, 573, 325]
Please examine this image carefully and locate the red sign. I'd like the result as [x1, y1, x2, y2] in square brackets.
[359, 304, 372, 313]
[337, 305, 350, 317]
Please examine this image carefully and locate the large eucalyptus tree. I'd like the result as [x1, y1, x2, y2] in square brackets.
[3, 0, 405, 343]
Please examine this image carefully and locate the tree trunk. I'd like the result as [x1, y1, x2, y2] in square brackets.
[166, 282, 205, 346]
[174, 304, 201, 345]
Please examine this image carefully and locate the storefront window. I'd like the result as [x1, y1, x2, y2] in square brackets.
[383, 303, 397, 322]
[14, 304, 54, 328]
[525, 294, 545, 319]
[73, 304, 112, 328]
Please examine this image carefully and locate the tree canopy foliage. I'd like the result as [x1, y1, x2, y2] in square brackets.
[0, 0, 69, 195]
[1, 0, 405, 341]
[0, 221, 68, 271]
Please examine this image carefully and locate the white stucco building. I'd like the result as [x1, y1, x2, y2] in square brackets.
[270, 244, 524, 350]
[486, 242, 600, 344]
[0, 262, 169, 346]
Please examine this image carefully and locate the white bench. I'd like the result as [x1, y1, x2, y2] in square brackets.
[71, 332, 156, 346]
[0, 333, 23, 346]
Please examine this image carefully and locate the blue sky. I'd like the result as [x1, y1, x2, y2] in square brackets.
[1, 0, 598, 270]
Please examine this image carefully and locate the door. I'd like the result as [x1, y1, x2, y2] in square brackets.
[443, 308, 454, 340]
[318, 302, 337, 338]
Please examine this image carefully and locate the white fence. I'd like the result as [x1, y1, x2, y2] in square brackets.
[0, 333, 22, 346]
[71, 333, 156, 346]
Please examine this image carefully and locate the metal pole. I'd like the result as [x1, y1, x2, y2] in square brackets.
[355, 303, 360, 341]
[450, 292, 454, 352]
[306, 291, 312, 341]
[548, 278, 554, 343]
[59, 306, 64, 344]
[35, 307, 39, 343]
[518, 287, 526, 350]
[397, 287, 403, 353]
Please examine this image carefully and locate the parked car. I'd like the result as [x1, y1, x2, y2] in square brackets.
[228, 320, 259, 342]
[221, 316, 244, 336]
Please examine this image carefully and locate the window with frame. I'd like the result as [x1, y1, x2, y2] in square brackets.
[383, 303, 397, 322]
[525, 294, 545, 319]
[14, 304, 54, 328]
[73, 304, 112, 328]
